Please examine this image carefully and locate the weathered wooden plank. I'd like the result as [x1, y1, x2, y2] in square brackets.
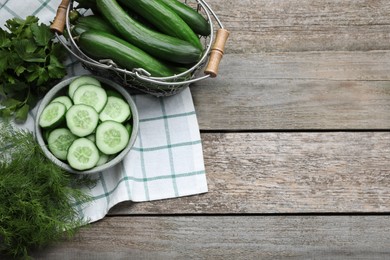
[30, 216, 390, 259]
[207, 0, 390, 53]
[191, 52, 390, 130]
[109, 132, 390, 215]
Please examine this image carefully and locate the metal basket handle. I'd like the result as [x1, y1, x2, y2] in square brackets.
[50, 0, 70, 34]
[204, 28, 230, 77]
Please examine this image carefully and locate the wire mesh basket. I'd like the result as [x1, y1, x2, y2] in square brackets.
[51, 0, 229, 97]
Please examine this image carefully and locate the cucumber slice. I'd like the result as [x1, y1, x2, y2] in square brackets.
[47, 128, 77, 161]
[68, 75, 102, 98]
[96, 153, 110, 166]
[99, 96, 131, 123]
[66, 104, 99, 137]
[95, 121, 130, 155]
[51, 96, 73, 110]
[43, 130, 50, 142]
[39, 102, 66, 129]
[106, 89, 123, 98]
[67, 138, 100, 170]
[124, 121, 132, 134]
[86, 133, 96, 143]
[72, 84, 108, 113]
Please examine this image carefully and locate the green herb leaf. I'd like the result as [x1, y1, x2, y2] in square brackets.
[1, 98, 21, 111]
[0, 16, 67, 123]
[37, 67, 50, 86]
[0, 108, 12, 118]
[14, 39, 45, 62]
[31, 23, 52, 46]
[48, 54, 66, 78]
[14, 104, 29, 123]
[0, 51, 8, 74]
[5, 16, 39, 35]
[14, 65, 26, 76]
[3, 81, 29, 93]
[0, 28, 11, 48]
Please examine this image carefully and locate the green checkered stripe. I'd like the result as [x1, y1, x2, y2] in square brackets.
[0, 0, 61, 26]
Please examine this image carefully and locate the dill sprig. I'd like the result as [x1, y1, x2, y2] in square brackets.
[0, 120, 93, 259]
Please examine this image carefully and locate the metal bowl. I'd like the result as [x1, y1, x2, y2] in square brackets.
[35, 75, 139, 174]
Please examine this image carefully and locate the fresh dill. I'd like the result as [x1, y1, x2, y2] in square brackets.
[0, 120, 94, 259]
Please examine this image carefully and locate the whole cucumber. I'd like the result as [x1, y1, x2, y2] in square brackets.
[76, 0, 100, 14]
[72, 15, 117, 36]
[96, 0, 202, 64]
[118, 0, 203, 50]
[158, 0, 211, 36]
[78, 30, 176, 77]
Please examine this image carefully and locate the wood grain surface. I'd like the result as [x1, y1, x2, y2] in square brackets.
[192, 51, 390, 130]
[29, 216, 390, 259]
[207, 0, 390, 53]
[26, 0, 390, 258]
[109, 132, 390, 215]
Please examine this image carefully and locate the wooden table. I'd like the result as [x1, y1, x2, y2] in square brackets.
[32, 0, 390, 258]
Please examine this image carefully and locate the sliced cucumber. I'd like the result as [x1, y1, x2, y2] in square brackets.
[51, 96, 73, 110]
[72, 84, 108, 113]
[43, 129, 51, 142]
[95, 120, 130, 155]
[96, 153, 110, 166]
[67, 138, 100, 170]
[39, 102, 66, 129]
[124, 121, 132, 134]
[99, 96, 131, 123]
[66, 104, 99, 137]
[39, 76, 136, 171]
[68, 75, 102, 98]
[86, 133, 96, 143]
[106, 89, 123, 98]
[47, 128, 77, 161]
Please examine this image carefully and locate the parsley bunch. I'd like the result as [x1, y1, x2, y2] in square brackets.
[0, 16, 67, 123]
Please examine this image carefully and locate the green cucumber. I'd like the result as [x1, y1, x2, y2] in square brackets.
[96, 153, 110, 166]
[72, 84, 108, 113]
[39, 102, 66, 129]
[99, 96, 131, 123]
[76, 0, 100, 14]
[78, 30, 177, 77]
[95, 120, 129, 155]
[118, 0, 203, 50]
[72, 15, 117, 36]
[124, 121, 132, 134]
[86, 133, 96, 143]
[95, 0, 202, 64]
[47, 128, 77, 161]
[106, 89, 122, 98]
[76, 0, 97, 9]
[68, 75, 102, 98]
[66, 104, 99, 137]
[124, 8, 158, 30]
[51, 96, 73, 110]
[67, 138, 100, 170]
[158, 0, 211, 36]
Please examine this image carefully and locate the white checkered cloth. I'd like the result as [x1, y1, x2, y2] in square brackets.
[1, 0, 208, 223]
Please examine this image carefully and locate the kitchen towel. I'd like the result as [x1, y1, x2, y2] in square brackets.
[0, 0, 208, 223]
